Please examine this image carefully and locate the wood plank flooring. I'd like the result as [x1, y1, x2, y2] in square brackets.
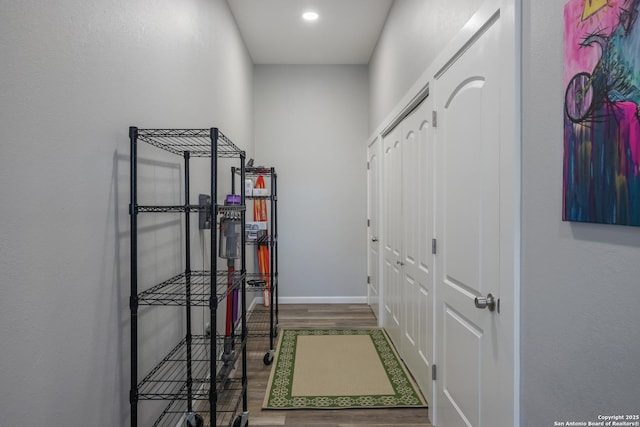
[244, 304, 433, 427]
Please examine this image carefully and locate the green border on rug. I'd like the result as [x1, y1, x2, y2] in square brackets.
[263, 328, 427, 410]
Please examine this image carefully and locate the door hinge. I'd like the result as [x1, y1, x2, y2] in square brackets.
[367, 275, 371, 284]
[367, 161, 370, 170]
[432, 238, 437, 254]
[432, 110, 437, 128]
[367, 219, 370, 227]
[432, 364, 437, 381]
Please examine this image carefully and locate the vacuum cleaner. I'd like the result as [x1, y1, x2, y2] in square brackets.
[218, 195, 241, 384]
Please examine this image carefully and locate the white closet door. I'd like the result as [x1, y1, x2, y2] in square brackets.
[400, 97, 435, 406]
[367, 137, 381, 319]
[375, 5, 518, 426]
[434, 7, 516, 426]
[382, 126, 402, 345]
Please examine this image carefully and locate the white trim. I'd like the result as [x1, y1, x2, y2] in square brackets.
[247, 295, 259, 314]
[433, 10, 501, 80]
[380, 83, 429, 137]
[277, 296, 368, 304]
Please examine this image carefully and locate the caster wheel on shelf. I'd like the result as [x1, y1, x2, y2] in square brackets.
[263, 351, 274, 365]
[185, 412, 204, 427]
[233, 416, 242, 427]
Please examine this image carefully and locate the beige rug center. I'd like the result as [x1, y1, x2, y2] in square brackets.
[291, 335, 394, 397]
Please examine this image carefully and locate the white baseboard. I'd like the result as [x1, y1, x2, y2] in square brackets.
[242, 296, 369, 311]
[247, 296, 259, 313]
[277, 296, 368, 304]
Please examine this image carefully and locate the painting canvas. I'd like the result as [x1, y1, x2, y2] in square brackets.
[563, 0, 640, 226]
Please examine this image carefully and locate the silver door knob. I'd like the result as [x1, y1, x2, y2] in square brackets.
[474, 293, 496, 312]
[371, 237, 378, 242]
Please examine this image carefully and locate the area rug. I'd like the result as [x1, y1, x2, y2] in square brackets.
[262, 328, 427, 409]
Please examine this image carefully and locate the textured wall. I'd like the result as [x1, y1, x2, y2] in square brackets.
[368, 0, 482, 134]
[521, 1, 640, 425]
[0, 0, 253, 424]
[254, 65, 369, 301]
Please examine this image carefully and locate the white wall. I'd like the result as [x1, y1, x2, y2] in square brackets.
[254, 65, 369, 302]
[0, 0, 253, 425]
[368, 0, 482, 134]
[521, 1, 640, 425]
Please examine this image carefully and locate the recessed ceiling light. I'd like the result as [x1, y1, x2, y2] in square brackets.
[302, 11, 319, 21]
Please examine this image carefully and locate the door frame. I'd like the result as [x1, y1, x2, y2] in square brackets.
[367, 135, 382, 321]
[367, 0, 520, 425]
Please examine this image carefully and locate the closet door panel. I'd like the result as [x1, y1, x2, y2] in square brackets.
[400, 98, 435, 406]
[382, 127, 402, 344]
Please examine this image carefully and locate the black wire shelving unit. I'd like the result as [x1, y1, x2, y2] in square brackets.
[231, 166, 279, 365]
[130, 128, 248, 427]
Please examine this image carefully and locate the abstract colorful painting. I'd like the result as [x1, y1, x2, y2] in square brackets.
[564, 0, 640, 226]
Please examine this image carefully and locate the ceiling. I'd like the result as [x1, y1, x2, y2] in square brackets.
[226, 0, 394, 65]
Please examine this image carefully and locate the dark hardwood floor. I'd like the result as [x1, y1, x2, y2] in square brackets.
[244, 303, 433, 427]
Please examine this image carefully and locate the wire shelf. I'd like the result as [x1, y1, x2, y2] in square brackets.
[152, 384, 244, 427]
[146, 378, 245, 427]
[135, 205, 244, 214]
[138, 334, 245, 401]
[136, 128, 243, 158]
[245, 167, 273, 176]
[245, 272, 271, 285]
[218, 205, 245, 214]
[245, 271, 270, 279]
[245, 234, 270, 246]
[246, 307, 273, 338]
[245, 273, 277, 289]
[245, 273, 276, 339]
[137, 271, 245, 306]
[136, 205, 208, 214]
[245, 195, 272, 201]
